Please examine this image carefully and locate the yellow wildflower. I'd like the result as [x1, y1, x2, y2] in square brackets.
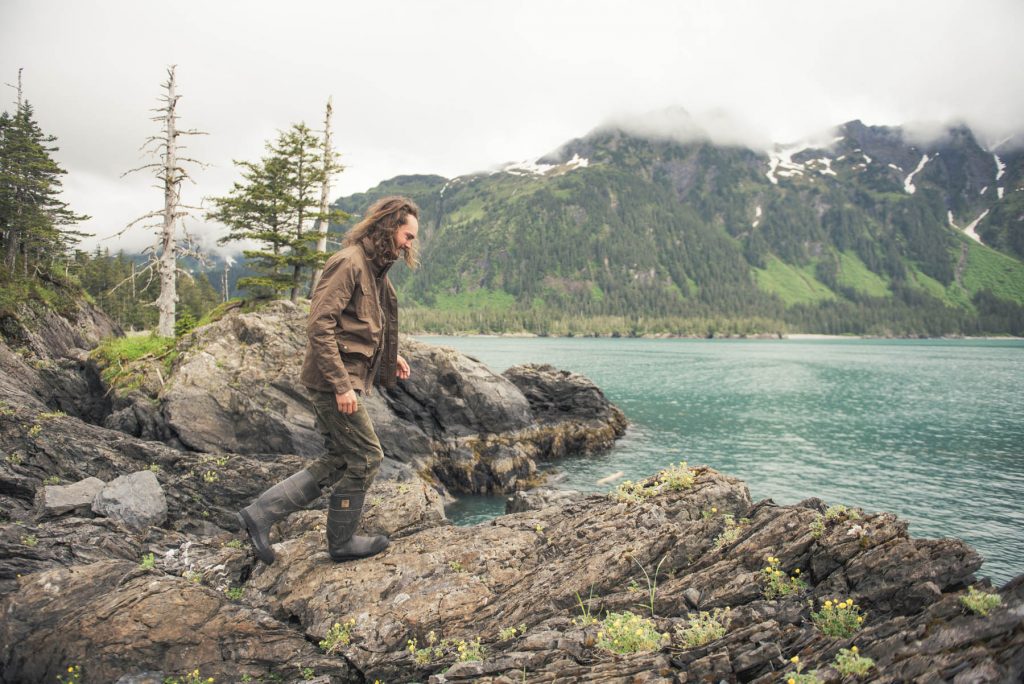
[857, 616, 864, 623]
[824, 600, 833, 608]
[788, 679, 796, 684]
[790, 655, 799, 663]
[711, 507, 717, 513]
[793, 568, 801, 575]
[851, 645, 859, 653]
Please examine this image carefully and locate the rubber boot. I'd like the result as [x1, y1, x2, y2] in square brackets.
[327, 490, 389, 562]
[237, 469, 321, 565]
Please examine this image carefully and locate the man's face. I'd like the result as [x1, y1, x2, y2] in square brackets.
[394, 215, 419, 256]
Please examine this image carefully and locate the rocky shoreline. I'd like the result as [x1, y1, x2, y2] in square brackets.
[1, 298, 1022, 683]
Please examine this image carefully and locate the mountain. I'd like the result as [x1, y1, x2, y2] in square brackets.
[333, 118, 1024, 336]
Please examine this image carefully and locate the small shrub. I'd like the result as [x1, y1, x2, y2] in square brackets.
[301, 667, 315, 681]
[42, 475, 60, 485]
[225, 586, 244, 601]
[148, 463, 161, 473]
[202, 470, 218, 483]
[612, 461, 696, 503]
[810, 597, 865, 637]
[657, 461, 695, 491]
[761, 556, 807, 599]
[833, 646, 874, 677]
[224, 539, 244, 550]
[57, 665, 82, 683]
[572, 587, 599, 626]
[28, 424, 43, 438]
[175, 311, 197, 338]
[320, 618, 356, 654]
[454, 636, 484, 662]
[6, 452, 24, 465]
[449, 560, 465, 572]
[498, 624, 526, 640]
[960, 586, 1002, 616]
[809, 514, 825, 539]
[676, 608, 730, 648]
[713, 515, 749, 549]
[596, 611, 668, 654]
[701, 506, 719, 520]
[406, 631, 484, 664]
[825, 504, 860, 522]
[139, 552, 156, 570]
[38, 410, 66, 420]
[783, 656, 822, 684]
[20, 534, 38, 547]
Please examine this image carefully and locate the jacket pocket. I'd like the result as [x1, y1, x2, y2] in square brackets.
[337, 335, 375, 359]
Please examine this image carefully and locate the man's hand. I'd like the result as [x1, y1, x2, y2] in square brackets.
[396, 354, 411, 380]
[335, 389, 358, 415]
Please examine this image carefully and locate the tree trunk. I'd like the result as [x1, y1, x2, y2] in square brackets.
[310, 97, 334, 293]
[156, 67, 179, 337]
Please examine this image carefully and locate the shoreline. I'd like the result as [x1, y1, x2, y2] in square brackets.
[410, 331, 1024, 341]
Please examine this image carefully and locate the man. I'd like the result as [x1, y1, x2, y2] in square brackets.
[237, 196, 419, 565]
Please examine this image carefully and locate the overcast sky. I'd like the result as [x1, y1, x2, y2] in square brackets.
[3, 0, 1023, 254]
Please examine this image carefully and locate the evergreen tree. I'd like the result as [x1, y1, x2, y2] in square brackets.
[0, 77, 88, 277]
[209, 122, 344, 301]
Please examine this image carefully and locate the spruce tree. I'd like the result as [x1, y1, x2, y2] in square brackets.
[209, 122, 344, 301]
[0, 82, 88, 277]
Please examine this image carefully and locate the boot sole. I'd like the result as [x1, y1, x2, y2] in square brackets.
[330, 539, 389, 562]
[237, 510, 276, 565]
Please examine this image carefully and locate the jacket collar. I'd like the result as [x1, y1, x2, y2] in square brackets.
[358, 236, 396, 277]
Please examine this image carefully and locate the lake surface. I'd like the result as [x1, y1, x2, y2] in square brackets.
[415, 336, 1024, 585]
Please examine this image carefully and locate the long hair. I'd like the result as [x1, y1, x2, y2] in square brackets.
[343, 196, 420, 268]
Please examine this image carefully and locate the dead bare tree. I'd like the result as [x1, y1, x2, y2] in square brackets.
[309, 96, 341, 293]
[120, 66, 206, 337]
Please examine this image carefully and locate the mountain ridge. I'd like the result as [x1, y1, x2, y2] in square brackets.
[333, 117, 1024, 336]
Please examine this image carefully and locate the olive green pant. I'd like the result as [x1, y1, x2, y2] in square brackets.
[306, 388, 384, 494]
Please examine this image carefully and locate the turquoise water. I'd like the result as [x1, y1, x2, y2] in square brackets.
[416, 336, 1024, 585]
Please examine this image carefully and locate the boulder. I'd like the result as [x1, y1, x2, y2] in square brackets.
[92, 470, 168, 531]
[505, 487, 583, 514]
[36, 476, 105, 518]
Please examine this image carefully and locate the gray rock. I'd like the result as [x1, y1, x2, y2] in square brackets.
[114, 672, 165, 684]
[37, 476, 105, 518]
[92, 470, 167, 531]
[506, 487, 583, 514]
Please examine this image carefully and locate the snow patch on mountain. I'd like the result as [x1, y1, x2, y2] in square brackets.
[962, 210, 989, 244]
[994, 154, 1006, 181]
[501, 153, 589, 177]
[752, 205, 762, 228]
[766, 144, 809, 184]
[981, 186, 988, 195]
[904, 154, 930, 194]
[998, 187, 1005, 200]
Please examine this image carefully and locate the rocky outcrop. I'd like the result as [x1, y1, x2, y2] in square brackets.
[2, 465, 1021, 683]
[113, 302, 626, 495]
[0, 295, 119, 424]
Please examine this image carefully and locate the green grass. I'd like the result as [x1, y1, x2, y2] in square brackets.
[432, 289, 517, 313]
[836, 252, 890, 297]
[961, 241, 1024, 303]
[91, 334, 177, 390]
[753, 257, 835, 305]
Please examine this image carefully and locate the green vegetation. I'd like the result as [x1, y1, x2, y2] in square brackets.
[139, 553, 156, 570]
[810, 597, 865, 637]
[960, 586, 1002, 616]
[761, 556, 808, 599]
[319, 618, 356, 654]
[676, 608, 730, 648]
[783, 656, 822, 684]
[835, 252, 890, 297]
[754, 257, 835, 305]
[90, 334, 177, 393]
[613, 461, 696, 503]
[833, 646, 875, 678]
[406, 631, 484, 664]
[595, 611, 668, 654]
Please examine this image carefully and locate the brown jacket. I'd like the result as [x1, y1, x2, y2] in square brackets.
[300, 238, 398, 396]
